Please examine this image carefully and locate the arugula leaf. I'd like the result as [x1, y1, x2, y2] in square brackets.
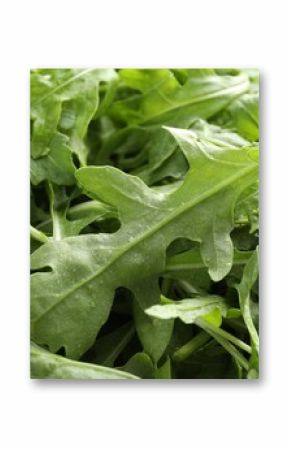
[119, 352, 154, 379]
[215, 91, 259, 141]
[147, 295, 252, 372]
[145, 295, 228, 324]
[110, 69, 249, 125]
[31, 343, 139, 379]
[235, 183, 259, 232]
[31, 69, 117, 160]
[98, 74, 252, 186]
[134, 301, 174, 363]
[30, 132, 76, 186]
[236, 249, 259, 355]
[31, 128, 258, 359]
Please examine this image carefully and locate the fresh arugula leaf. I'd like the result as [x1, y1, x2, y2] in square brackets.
[110, 69, 249, 125]
[31, 68, 117, 162]
[31, 129, 258, 359]
[145, 295, 228, 324]
[134, 301, 174, 364]
[235, 183, 259, 232]
[30, 132, 76, 186]
[215, 92, 259, 141]
[119, 352, 154, 379]
[236, 249, 259, 355]
[31, 343, 139, 379]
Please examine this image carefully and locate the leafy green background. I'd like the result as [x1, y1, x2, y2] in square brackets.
[30, 68, 259, 379]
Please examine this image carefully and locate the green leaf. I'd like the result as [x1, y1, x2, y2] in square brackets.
[97, 117, 252, 188]
[110, 69, 250, 125]
[119, 352, 154, 379]
[134, 301, 174, 363]
[31, 68, 117, 163]
[31, 128, 258, 359]
[101, 71, 252, 186]
[145, 295, 228, 325]
[190, 118, 251, 147]
[236, 249, 259, 355]
[30, 132, 76, 186]
[146, 295, 252, 369]
[215, 91, 259, 141]
[30, 343, 139, 379]
[235, 182, 259, 232]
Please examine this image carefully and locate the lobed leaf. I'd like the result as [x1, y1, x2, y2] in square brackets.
[30, 343, 139, 380]
[31, 128, 258, 359]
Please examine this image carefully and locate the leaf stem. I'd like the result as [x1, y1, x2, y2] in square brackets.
[173, 331, 211, 362]
[30, 225, 49, 243]
[197, 320, 249, 371]
[198, 319, 252, 354]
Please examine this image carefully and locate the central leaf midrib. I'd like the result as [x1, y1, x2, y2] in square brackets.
[33, 162, 256, 323]
[142, 78, 249, 125]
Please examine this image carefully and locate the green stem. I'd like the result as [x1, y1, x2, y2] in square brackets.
[30, 225, 49, 243]
[173, 331, 211, 362]
[166, 250, 252, 273]
[199, 319, 252, 354]
[197, 320, 249, 371]
[36, 200, 116, 231]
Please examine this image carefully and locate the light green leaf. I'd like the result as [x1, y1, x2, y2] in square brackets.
[190, 118, 251, 147]
[30, 343, 139, 379]
[110, 69, 249, 125]
[214, 90, 259, 141]
[145, 295, 228, 325]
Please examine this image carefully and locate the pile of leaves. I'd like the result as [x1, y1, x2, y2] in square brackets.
[30, 68, 259, 379]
